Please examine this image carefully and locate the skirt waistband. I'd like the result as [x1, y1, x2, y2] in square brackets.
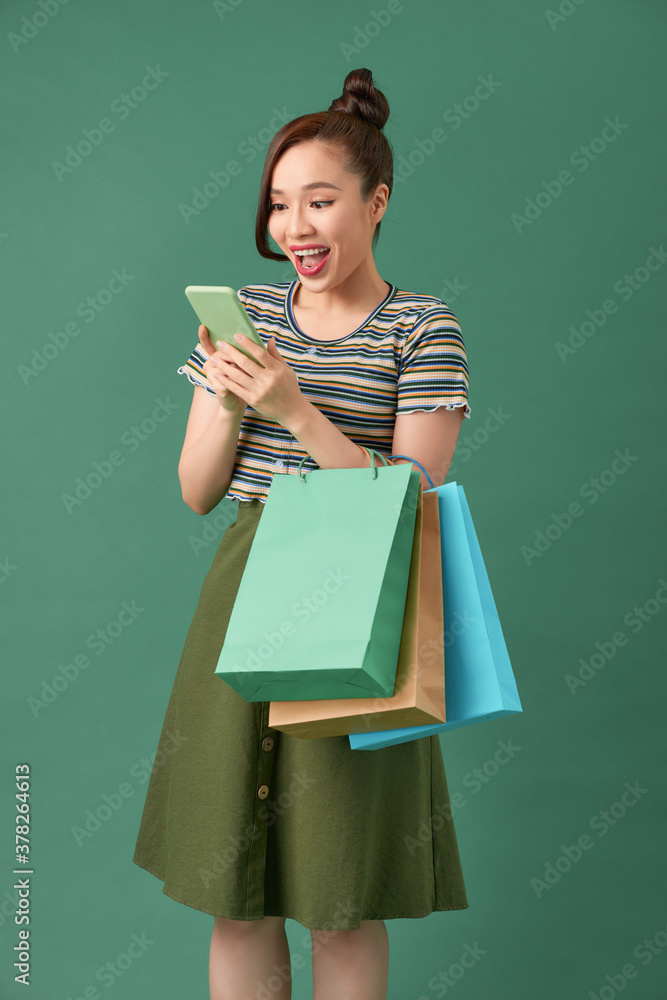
[235, 498, 265, 515]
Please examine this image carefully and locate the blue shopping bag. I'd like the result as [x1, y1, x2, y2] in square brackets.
[349, 469, 522, 750]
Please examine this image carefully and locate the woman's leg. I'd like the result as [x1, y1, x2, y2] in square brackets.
[311, 919, 389, 1000]
[209, 915, 292, 1000]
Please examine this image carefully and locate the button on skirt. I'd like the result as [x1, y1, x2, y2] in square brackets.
[132, 499, 469, 930]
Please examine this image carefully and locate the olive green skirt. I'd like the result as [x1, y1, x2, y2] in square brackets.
[132, 499, 469, 930]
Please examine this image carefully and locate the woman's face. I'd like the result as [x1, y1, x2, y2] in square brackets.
[267, 140, 387, 290]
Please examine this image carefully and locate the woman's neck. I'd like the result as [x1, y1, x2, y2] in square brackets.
[294, 258, 389, 318]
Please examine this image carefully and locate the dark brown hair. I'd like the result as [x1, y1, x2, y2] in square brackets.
[255, 68, 394, 262]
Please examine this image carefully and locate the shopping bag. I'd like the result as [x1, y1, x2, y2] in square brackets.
[215, 449, 421, 702]
[267, 488, 447, 736]
[350, 478, 522, 750]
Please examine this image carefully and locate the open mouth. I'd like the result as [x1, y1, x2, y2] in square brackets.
[294, 248, 331, 272]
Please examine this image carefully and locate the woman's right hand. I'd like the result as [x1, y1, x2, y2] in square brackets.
[198, 325, 248, 416]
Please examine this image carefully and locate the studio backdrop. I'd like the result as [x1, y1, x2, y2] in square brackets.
[1, 0, 665, 998]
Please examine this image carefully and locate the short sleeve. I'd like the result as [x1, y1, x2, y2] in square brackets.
[176, 287, 247, 395]
[397, 304, 470, 419]
[176, 343, 216, 394]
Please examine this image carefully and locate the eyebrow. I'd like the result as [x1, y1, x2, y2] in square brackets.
[269, 181, 343, 194]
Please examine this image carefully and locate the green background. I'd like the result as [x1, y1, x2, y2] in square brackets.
[2, 0, 665, 997]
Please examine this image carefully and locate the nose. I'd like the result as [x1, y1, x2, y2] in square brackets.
[285, 204, 316, 242]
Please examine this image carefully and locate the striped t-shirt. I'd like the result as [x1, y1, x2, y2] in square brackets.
[177, 279, 470, 503]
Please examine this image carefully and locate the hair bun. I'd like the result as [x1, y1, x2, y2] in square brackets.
[328, 67, 389, 131]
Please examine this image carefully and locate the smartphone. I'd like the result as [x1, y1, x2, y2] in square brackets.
[184, 286, 266, 364]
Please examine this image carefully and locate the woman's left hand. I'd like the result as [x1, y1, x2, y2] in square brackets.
[208, 334, 306, 425]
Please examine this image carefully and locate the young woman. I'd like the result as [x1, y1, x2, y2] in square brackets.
[133, 67, 471, 1000]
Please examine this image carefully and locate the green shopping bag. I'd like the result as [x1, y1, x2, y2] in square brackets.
[215, 449, 421, 702]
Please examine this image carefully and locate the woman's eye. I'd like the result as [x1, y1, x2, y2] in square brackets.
[269, 201, 333, 212]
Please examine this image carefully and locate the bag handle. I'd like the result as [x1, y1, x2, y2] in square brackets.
[296, 447, 390, 484]
[388, 454, 435, 489]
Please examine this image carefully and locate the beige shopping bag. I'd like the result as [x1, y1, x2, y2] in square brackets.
[268, 488, 446, 737]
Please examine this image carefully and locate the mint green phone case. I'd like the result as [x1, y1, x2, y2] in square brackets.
[184, 285, 266, 363]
